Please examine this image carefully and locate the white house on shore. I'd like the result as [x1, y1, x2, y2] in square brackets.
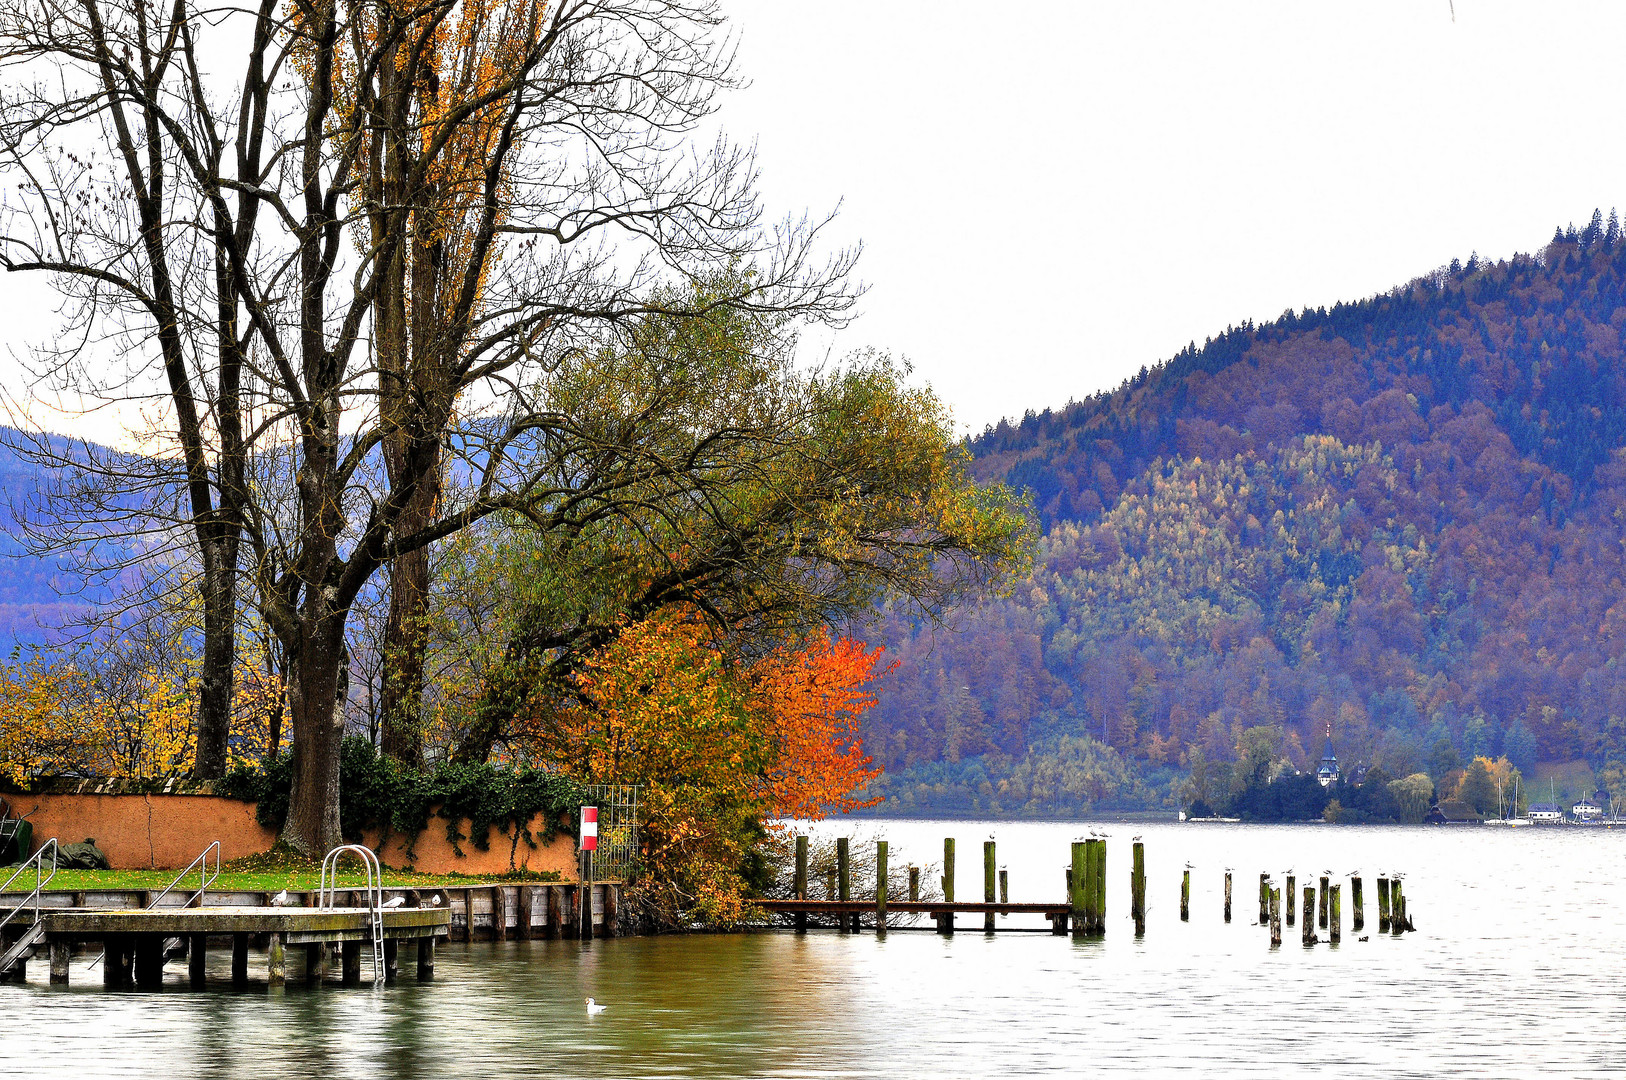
[1527, 802, 1563, 823]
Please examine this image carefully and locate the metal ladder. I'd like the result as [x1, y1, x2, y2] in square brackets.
[319, 845, 384, 984]
[89, 840, 221, 971]
[0, 838, 58, 978]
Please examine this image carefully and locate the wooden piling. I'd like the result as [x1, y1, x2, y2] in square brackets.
[875, 841, 888, 935]
[838, 837, 852, 933]
[49, 940, 69, 985]
[1181, 868, 1190, 922]
[1131, 841, 1146, 936]
[1391, 878, 1406, 935]
[231, 934, 248, 987]
[1285, 875, 1296, 926]
[1259, 873, 1269, 925]
[303, 943, 324, 984]
[1224, 871, 1232, 923]
[1352, 876, 1364, 932]
[1093, 838, 1107, 934]
[909, 865, 920, 903]
[546, 885, 562, 939]
[134, 934, 164, 989]
[1376, 876, 1391, 932]
[1329, 884, 1341, 944]
[341, 940, 362, 986]
[794, 835, 809, 934]
[102, 937, 123, 988]
[1070, 841, 1088, 938]
[188, 933, 207, 989]
[983, 840, 997, 932]
[940, 838, 956, 934]
[1301, 886, 1315, 946]
[417, 937, 435, 982]
[267, 932, 286, 990]
[1318, 875, 1329, 930]
[1268, 885, 1281, 946]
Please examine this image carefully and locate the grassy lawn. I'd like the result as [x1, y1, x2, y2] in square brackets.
[8, 851, 564, 894]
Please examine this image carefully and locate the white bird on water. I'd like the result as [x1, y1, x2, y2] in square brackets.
[586, 998, 608, 1015]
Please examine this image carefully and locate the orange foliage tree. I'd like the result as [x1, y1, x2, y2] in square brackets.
[511, 616, 886, 925]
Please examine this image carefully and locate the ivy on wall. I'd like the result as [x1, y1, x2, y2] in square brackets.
[221, 737, 584, 859]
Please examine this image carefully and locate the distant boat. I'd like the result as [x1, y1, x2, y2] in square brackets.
[1487, 774, 1531, 826]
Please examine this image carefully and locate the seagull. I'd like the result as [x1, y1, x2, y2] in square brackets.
[1184, 861, 1194, 869]
[270, 889, 293, 907]
[423, 893, 443, 907]
[1131, 835, 1142, 843]
[586, 998, 608, 1015]
[1358, 935, 1369, 942]
[382, 895, 406, 908]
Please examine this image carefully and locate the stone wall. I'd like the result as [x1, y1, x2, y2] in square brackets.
[8, 790, 578, 877]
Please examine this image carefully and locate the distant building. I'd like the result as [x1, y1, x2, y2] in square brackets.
[1527, 802, 1563, 823]
[1316, 738, 1340, 788]
[1572, 799, 1603, 822]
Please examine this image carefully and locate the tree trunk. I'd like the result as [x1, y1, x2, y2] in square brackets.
[280, 615, 348, 856]
[192, 548, 237, 778]
[380, 474, 438, 766]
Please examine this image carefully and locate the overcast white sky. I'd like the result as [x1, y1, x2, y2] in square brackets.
[6, 1, 1626, 439]
[720, 0, 1626, 433]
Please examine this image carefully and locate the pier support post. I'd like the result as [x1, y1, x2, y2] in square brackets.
[1391, 879, 1406, 935]
[134, 934, 164, 989]
[1224, 871, 1232, 923]
[999, 867, 1008, 906]
[102, 937, 121, 988]
[1269, 885, 1281, 946]
[516, 885, 533, 941]
[1286, 875, 1296, 926]
[1131, 841, 1146, 937]
[384, 939, 399, 983]
[837, 837, 852, 933]
[188, 933, 207, 989]
[546, 886, 561, 939]
[303, 943, 324, 984]
[1377, 876, 1391, 932]
[1259, 873, 1269, 925]
[267, 933, 286, 991]
[875, 840, 888, 935]
[417, 937, 435, 982]
[794, 835, 809, 934]
[983, 840, 996, 932]
[232, 934, 249, 987]
[1181, 869, 1190, 922]
[1094, 838, 1107, 934]
[1351, 876, 1364, 932]
[1070, 841, 1087, 938]
[1319, 876, 1329, 930]
[49, 940, 69, 985]
[341, 940, 361, 986]
[1329, 884, 1341, 944]
[1301, 887, 1315, 946]
[493, 886, 508, 942]
[939, 838, 956, 935]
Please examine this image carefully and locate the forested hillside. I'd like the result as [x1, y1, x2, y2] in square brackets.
[862, 214, 1626, 816]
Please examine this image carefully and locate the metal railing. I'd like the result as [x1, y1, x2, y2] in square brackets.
[319, 845, 384, 984]
[0, 837, 58, 937]
[89, 840, 221, 971]
[579, 783, 640, 880]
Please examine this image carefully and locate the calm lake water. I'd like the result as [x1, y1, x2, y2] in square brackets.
[5, 819, 1624, 1078]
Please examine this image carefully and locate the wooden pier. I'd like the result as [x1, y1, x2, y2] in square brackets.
[756, 898, 1073, 933]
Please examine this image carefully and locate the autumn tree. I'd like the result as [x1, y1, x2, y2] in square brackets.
[0, 0, 856, 854]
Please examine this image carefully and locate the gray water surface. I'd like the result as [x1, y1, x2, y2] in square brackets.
[4, 820, 1621, 1078]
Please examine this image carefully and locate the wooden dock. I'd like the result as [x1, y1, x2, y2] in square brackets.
[755, 899, 1073, 933]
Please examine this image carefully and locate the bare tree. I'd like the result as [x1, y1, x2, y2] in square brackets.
[0, 0, 855, 853]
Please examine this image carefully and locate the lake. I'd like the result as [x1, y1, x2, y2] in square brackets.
[3, 819, 1622, 1078]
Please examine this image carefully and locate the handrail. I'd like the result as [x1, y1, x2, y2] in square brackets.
[147, 841, 221, 910]
[0, 838, 58, 936]
[319, 844, 385, 983]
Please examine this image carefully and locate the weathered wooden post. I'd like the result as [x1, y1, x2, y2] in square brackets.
[1181, 868, 1190, 922]
[341, 940, 362, 986]
[1131, 840, 1147, 936]
[983, 840, 997, 932]
[101, 937, 122, 988]
[1285, 874, 1296, 926]
[231, 934, 249, 987]
[875, 841, 888, 936]
[1318, 875, 1329, 930]
[134, 935, 164, 989]
[384, 939, 399, 983]
[837, 836, 852, 933]
[940, 838, 956, 935]
[1224, 870, 1232, 922]
[49, 940, 70, 985]
[1351, 876, 1364, 933]
[417, 936, 435, 981]
[1259, 873, 1269, 924]
[794, 835, 809, 934]
[1070, 841, 1088, 938]
[1301, 887, 1315, 946]
[1094, 838, 1108, 934]
[1268, 884, 1281, 946]
[909, 865, 920, 903]
[999, 867, 1009, 905]
[1329, 884, 1341, 944]
[1376, 876, 1391, 932]
[267, 932, 287, 991]
[1391, 878, 1406, 935]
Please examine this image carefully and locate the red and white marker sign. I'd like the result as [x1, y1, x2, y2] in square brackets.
[580, 806, 598, 851]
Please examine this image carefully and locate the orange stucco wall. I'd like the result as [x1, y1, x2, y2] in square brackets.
[11, 792, 578, 876]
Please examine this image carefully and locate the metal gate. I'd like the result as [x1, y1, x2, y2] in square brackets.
[579, 783, 639, 881]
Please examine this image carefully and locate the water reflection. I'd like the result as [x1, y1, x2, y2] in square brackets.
[6, 822, 1626, 1078]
